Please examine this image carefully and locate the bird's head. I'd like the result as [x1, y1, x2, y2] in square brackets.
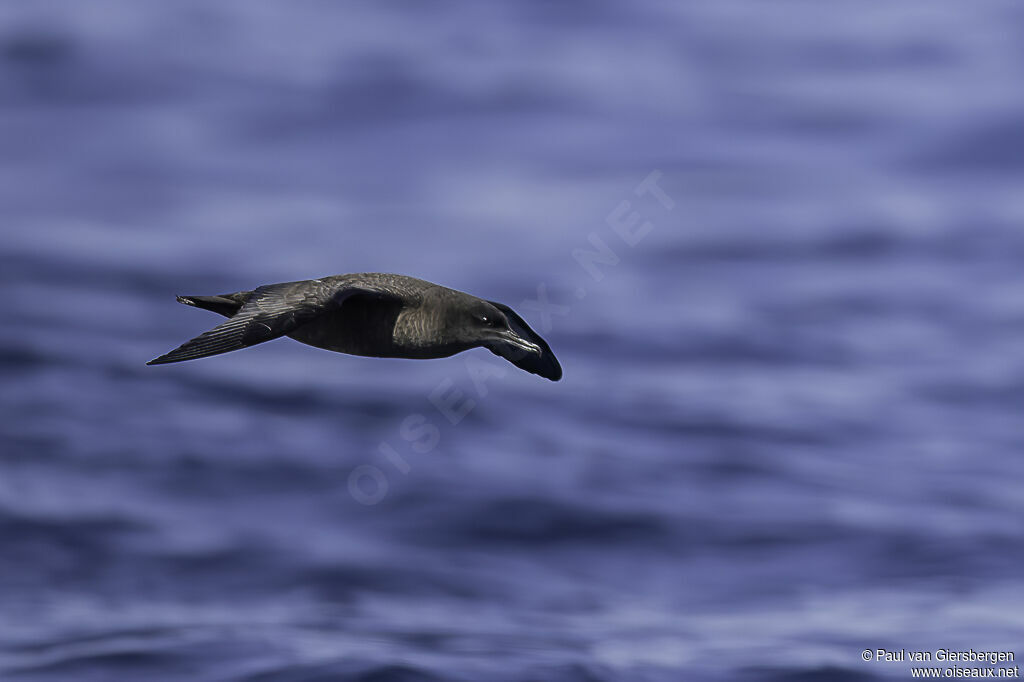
[454, 299, 542, 356]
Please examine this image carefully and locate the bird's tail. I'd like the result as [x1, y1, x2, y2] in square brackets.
[175, 291, 252, 318]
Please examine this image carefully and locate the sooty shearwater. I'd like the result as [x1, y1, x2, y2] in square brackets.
[147, 273, 562, 381]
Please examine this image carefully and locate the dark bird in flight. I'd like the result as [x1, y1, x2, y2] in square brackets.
[147, 273, 561, 381]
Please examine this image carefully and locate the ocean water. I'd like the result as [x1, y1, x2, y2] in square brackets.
[2, 2, 1024, 680]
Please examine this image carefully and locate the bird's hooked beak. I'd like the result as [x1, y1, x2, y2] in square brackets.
[491, 327, 542, 356]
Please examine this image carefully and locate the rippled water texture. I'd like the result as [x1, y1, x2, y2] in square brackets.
[2, 1, 1024, 680]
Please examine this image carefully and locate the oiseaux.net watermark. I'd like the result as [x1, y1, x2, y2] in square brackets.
[863, 648, 1018, 678]
[347, 170, 674, 505]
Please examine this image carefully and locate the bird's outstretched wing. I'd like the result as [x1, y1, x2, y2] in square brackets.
[486, 301, 562, 381]
[147, 280, 386, 365]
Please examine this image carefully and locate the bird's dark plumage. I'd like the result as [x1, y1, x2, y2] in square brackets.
[148, 273, 562, 381]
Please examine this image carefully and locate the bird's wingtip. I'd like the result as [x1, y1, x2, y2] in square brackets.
[543, 355, 563, 381]
[146, 351, 180, 365]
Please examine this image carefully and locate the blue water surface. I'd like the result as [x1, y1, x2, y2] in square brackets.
[2, 2, 1024, 681]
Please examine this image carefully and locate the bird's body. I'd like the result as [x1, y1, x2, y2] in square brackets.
[281, 274, 477, 359]
[148, 273, 562, 380]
